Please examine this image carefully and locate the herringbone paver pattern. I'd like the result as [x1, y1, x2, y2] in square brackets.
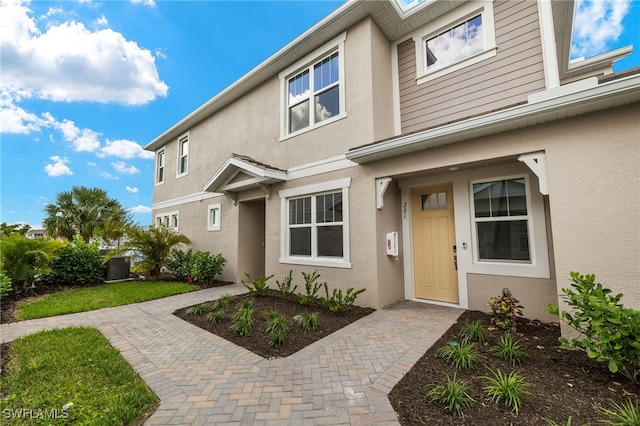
[1, 284, 463, 425]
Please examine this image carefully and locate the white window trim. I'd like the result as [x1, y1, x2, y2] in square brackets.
[413, 0, 497, 85]
[279, 177, 351, 269]
[207, 203, 221, 232]
[155, 148, 166, 186]
[176, 132, 189, 178]
[279, 32, 347, 141]
[155, 210, 179, 232]
[468, 173, 549, 278]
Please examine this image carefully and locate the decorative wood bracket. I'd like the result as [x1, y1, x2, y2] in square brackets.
[257, 183, 271, 200]
[376, 177, 393, 209]
[518, 152, 549, 195]
[224, 191, 238, 206]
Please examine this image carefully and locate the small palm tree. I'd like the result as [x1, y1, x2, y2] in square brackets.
[119, 225, 191, 280]
[0, 234, 66, 290]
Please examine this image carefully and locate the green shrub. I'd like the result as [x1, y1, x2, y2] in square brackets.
[166, 248, 193, 280]
[548, 272, 640, 383]
[265, 310, 289, 348]
[186, 303, 207, 315]
[41, 236, 105, 287]
[321, 283, 366, 312]
[458, 320, 489, 344]
[598, 398, 640, 425]
[300, 312, 319, 331]
[491, 332, 530, 366]
[230, 300, 254, 336]
[0, 262, 12, 298]
[166, 249, 226, 284]
[206, 310, 224, 324]
[0, 234, 66, 290]
[542, 417, 573, 425]
[276, 270, 297, 296]
[190, 251, 226, 284]
[427, 373, 475, 416]
[243, 273, 273, 296]
[297, 270, 323, 305]
[488, 289, 524, 331]
[482, 368, 530, 414]
[213, 294, 234, 312]
[437, 341, 480, 370]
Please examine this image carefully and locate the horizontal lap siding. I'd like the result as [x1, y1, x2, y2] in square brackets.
[398, 0, 546, 134]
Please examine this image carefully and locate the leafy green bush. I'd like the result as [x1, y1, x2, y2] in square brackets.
[437, 341, 480, 370]
[230, 300, 254, 336]
[321, 283, 366, 312]
[166, 248, 193, 280]
[599, 398, 639, 425]
[458, 320, 488, 344]
[0, 234, 66, 290]
[297, 270, 323, 305]
[166, 249, 226, 284]
[299, 312, 319, 331]
[0, 261, 13, 298]
[243, 273, 273, 296]
[41, 236, 105, 287]
[482, 368, 530, 414]
[488, 289, 524, 331]
[427, 373, 475, 416]
[547, 272, 640, 384]
[265, 310, 289, 348]
[276, 270, 297, 296]
[491, 332, 530, 366]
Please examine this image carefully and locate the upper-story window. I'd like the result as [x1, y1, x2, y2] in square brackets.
[412, 0, 496, 84]
[177, 133, 189, 177]
[156, 149, 165, 185]
[280, 32, 346, 139]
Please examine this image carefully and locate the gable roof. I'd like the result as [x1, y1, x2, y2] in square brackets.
[202, 154, 287, 194]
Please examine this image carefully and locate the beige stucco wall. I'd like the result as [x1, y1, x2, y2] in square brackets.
[544, 104, 640, 311]
[360, 102, 638, 320]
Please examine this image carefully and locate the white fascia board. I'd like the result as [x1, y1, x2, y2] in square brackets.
[346, 73, 640, 163]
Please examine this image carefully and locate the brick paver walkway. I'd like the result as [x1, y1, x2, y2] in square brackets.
[0, 284, 463, 425]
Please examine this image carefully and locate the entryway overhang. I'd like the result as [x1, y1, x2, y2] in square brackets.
[202, 154, 287, 202]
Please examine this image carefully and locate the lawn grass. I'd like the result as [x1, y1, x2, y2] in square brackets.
[16, 281, 198, 320]
[0, 327, 158, 425]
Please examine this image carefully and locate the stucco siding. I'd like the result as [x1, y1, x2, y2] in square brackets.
[397, 0, 546, 134]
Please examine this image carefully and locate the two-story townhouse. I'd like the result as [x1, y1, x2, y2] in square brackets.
[145, 0, 640, 324]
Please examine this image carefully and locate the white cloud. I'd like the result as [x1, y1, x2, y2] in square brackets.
[55, 118, 100, 152]
[129, 205, 151, 213]
[572, 0, 630, 58]
[100, 139, 154, 159]
[130, 0, 156, 7]
[44, 155, 72, 176]
[0, 101, 44, 133]
[0, 0, 168, 105]
[126, 185, 139, 193]
[94, 15, 108, 27]
[112, 160, 139, 174]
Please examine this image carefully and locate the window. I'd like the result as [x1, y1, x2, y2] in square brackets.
[426, 14, 484, 73]
[207, 203, 221, 231]
[177, 133, 189, 177]
[279, 178, 351, 268]
[289, 192, 343, 257]
[156, 149, 165, 184]
[412, 0, 496, 84]
[472, 178, 530, 263]
[155, 211, 179, 231]
[280, 32, 346, 138]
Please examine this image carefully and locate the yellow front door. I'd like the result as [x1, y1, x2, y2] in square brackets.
[411, 184, 459, 303]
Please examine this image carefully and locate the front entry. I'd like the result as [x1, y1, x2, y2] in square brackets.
[411, 184, 459, 303]
[238, 199, 266, 279]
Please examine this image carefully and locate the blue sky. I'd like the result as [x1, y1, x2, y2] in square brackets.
[1, 0, 639, 229]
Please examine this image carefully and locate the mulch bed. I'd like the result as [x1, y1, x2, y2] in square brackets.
[173, 289, 374, 359]
[388, 310, 640, 426]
